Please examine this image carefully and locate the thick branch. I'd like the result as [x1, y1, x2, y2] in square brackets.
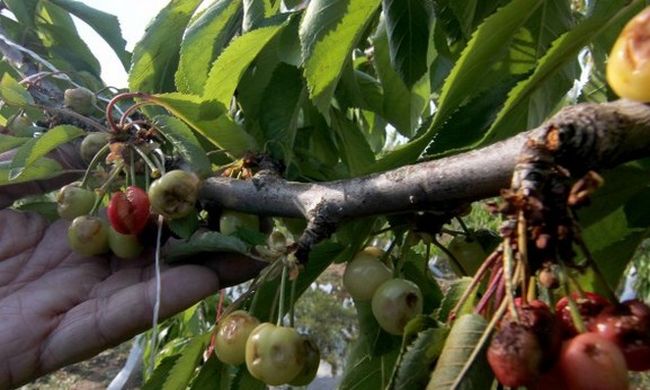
[200, 100, 650, 222]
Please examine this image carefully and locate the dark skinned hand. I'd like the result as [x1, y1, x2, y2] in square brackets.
[0, 146, 265, 388]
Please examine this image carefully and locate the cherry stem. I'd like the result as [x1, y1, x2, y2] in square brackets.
[131, 145, 160, 178]
[129, 148, 136, 187]
[475, 266, 504, 315]
[289, 277, 297, 328]
[90, 160, 124, 214]
[526, 276, 537, 303]
[80, 142, 110, 188]
[432, 237, 468, 277]
[105, 92, 150, 133]
[455, 217, 475, 241]
[119, 101, 153, 128]
[574, 235, 619, 304]
[216, 290, 225, 322]
[277, 265, 288, 327]
[559, 261, 587, 333]
[447, 249, 500, 324]
[503, 238, 519, 321]
[517, 212, 529, 304]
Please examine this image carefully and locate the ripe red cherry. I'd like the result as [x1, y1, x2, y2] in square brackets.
[559, 332, 629, 389]
[107, 186, 151, 235]
[555, 292, 610, 338]
[589, 299, 650, 371]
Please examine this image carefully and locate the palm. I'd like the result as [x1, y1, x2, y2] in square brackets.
[0, 209, 260, 388]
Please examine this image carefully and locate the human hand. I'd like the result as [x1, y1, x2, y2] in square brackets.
[0, 209, 264, 388]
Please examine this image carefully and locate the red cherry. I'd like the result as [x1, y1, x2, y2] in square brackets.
[590, 299, 650, 371]
[488, 299, 562, 386]
[559, 332, 629, 389]
[107, 186, 151, 235]
[555, 292, 610, 338]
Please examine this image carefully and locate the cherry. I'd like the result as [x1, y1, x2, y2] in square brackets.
[556, 292, 611, 338]
[289, 336, 320, 386]
[589, 299, 650, 371]
[343, 247, 392, 301]
[67, 215, 109, 256]
[245, 323, 305, 385]
[107, 186, 150, 235]
[487, 321, 543, 387]
[607, 7, 650, 102]
[371, 278, 423, 335]
[107, 227, 143, 259]
[56, 183, 96, 220]
[488, 299, 562, 386]
[214, 310, 260, 365]
[80, 132, 109, 163]
[445, 235, 487, 275]
[559, 332, 629, 389]
[148, 170, 200, 219]
[64, 87, 96, 114]
[219, 210, 260, 235]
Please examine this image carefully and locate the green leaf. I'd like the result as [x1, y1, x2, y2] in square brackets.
[0, 157, 62, 186]
[339, 334, 401, 390]
[434, 277, 475, 322]
[0, 134, 30, 154]
[300, 0, 381, 119]
[189, 355, 231, 390]
[35, 1, 101, 77]
[258, 63, 304, 161]
[448, 0, 478, 38]
[8, 125, 84, 180]
[12, 200, 58, 221]
[203, 23, 287, 107]
[150, 92, 256, 157]
[425, 72, 527, 156]
[427, 314, 492, 389]
[228, 367, 266, 390]
[3, 0, 38, 28]
[577, 162, 650, 289]
[480, 0, 640, 145]
[49, 0, 131, 69]
[161, 334, 210, 390]
[167, 210, 200, 240]
[129, 0, 203, 93]
[142, 355, 181, 390]
[175, 0, 243, 94]
[375, 0, 543, 171]
[372, 21, 427, 137]
[0, 74, 34, 106]
[394, 327, 449, 390]
[164, 230, 249, 263]
[331, 109, 375, 176]
[153, 115, 212, 178]
[243, 0, 269, 31]
[382, 0, 433, 88]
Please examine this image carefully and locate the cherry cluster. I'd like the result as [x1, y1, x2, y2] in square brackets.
[59, 129, 201, 258]
[488, 293, 650, 389]
[212, 310, 320, 386]
[343, 247, 424, 336]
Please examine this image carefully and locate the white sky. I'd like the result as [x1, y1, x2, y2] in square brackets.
[73, 0, 170, 87]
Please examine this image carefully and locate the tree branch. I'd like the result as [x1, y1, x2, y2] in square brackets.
[200, 100, 650, 223]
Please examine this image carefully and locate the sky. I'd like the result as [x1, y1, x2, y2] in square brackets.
[73, 0, 170, 87]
